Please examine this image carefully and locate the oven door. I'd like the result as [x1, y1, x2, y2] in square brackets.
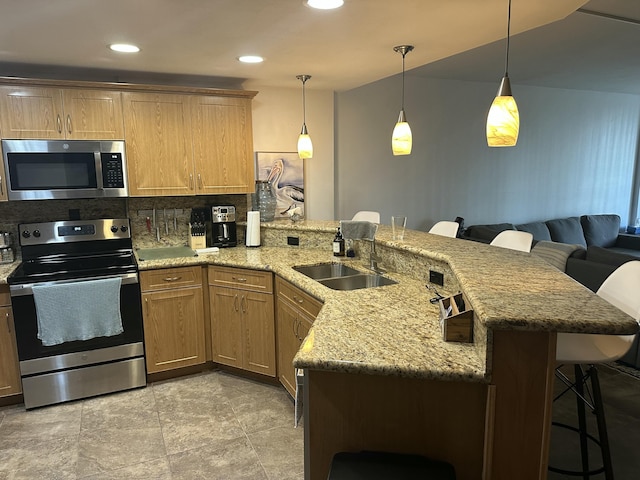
[10, 273, 144, 363]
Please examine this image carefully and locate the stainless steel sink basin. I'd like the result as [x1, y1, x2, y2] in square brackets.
[319, 274, 398, 291]
[292, 263, 361, 280]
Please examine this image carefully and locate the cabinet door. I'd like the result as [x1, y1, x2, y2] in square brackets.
[0, 86, 64, 139]
[0, 172, 7, 202]
[122, 92, 194, 196]
[242, 291, 275, 377]
[191, 96, 254, 194]
[142, 286, 205, 374]
[61, 89, 124, 139]
[210, 286, 243, 369]
[0, 305, 22, 397]
[276, 299, 301, 396]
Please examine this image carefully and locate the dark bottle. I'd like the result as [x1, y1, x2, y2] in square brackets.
[333, 227, 345, 257]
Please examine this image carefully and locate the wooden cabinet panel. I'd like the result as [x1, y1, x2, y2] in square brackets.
[122, 92, 194, 196]
[210, 286, 243, 368]
[243, 291, 275, 376]
[208, 266, 272, 293]
[209, 267, 275, 377]
[0, 171, 7, 201]
[275, 277, 322, 397]
[191, 96, 254, 194]
[0, 87, 124, 140]
[0, 86, 64, 138]
[141, 267, 206, 374]
[61, 89, 124, 139]
[0, 287, 21, 397]
[141, 266, 202, 292]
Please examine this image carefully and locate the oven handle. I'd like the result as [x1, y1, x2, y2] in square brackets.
[9, 272, 139, 297]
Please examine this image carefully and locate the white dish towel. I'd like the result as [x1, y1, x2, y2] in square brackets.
[32, 277, 124, 347]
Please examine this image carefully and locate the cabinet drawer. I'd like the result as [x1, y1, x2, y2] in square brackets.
[276, 277, 322, 318]
[208, 266, 273, 294]
[141, 266, 202, 292]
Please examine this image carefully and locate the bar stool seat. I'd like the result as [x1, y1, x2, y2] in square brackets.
[327, 451, 456, 480]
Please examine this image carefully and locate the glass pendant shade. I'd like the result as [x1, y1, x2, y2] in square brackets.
[392, 110, 412, 155]
[296, 74, 313, 159]
[298, 124, 313, 159]
[486, 76, 520, 147]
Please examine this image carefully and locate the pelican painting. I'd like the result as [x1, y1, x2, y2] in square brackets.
[256, 152, 305, 219]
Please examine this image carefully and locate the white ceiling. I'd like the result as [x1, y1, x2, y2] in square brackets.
[0, 0, 636, 94]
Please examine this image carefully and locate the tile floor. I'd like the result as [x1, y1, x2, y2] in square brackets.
[0, 371, 303, 480]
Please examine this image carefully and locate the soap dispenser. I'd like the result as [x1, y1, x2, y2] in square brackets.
[333, 227, 345, 257]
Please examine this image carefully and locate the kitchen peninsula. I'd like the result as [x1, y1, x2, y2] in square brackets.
[2, 221, 636, 479]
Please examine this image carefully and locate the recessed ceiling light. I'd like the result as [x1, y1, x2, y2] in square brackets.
[306, 0, 344, 9]
[109, 43, 140, 53]
[238, 55, 264, 64]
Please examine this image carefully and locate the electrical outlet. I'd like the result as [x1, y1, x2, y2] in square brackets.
[287, 236, 300, 246]
[429, 270, 444, 286]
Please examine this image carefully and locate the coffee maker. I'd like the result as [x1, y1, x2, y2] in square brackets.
[209, 205, 237, 247]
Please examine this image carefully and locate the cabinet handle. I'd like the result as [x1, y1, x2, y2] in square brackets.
[233, 294, 239, 312]
[189, 173, 194, 190]
[295, 319, 301, 341]
[232, 277, 247, 283]
[0, 175, 3, 196]
[241, 295, 247, 313]
[293, 294, 304, 305]
[66, 114, 72, 134]
[6, 312, 11, 333]
[198, 173, 203, 189]
[162, 276, 182, 282]
[56, 114, 62, 133]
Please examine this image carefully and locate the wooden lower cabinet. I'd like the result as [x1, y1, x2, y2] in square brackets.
[140, 266, 206, 374]
[209, 266, 275, 377]
[275, 277, 322, 397]
[0, 286, 21, 397]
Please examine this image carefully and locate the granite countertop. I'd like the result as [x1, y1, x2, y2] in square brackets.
[2, 220, 637, 384]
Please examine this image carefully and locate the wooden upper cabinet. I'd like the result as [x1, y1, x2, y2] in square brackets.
[122, 92, 195, 196]
[60, 89, 124, 139]
[0, 86, 123, 139]
[191, 96, 255, 194]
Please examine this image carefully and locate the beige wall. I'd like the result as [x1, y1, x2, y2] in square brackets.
[251, 86, 334, 221]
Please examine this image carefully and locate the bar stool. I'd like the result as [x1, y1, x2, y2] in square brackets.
[428, 221, 459, 238]
[551, 260, 640, 478]
[489, 230, 533, 252]
[327, 451, 456, 479]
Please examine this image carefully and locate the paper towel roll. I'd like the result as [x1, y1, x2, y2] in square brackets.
[246, 211, 261, 247]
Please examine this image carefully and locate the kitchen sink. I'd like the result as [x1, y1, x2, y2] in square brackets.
[292, 262, 361, 280]
[319, 274, 398, 291]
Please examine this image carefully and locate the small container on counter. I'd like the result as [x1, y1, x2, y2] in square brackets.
[0, 247, 15, 264]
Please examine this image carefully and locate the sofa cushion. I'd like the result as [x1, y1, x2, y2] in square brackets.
[531, 241, 586, 271]
[586, 245, 638, 268]
[546, 217, 587, 247]
[516, 222, 552, 242]
[464, 223, 515, 242]
[580, 214, 620, 248]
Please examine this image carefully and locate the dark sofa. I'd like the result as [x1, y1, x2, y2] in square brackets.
[462, 214, 640, 367]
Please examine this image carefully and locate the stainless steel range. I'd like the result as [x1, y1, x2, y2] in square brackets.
[8, 218, 146, 409]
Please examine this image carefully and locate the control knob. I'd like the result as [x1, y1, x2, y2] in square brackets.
[21, 230, 30, 238]
[33, 230, 41, 238]
[120, 225, 128, 232]
[110, 226, 118, 233]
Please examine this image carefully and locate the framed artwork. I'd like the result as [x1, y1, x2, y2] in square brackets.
[255, 152, 305, 219]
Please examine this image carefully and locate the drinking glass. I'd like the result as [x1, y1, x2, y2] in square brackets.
[392, 216, 407, 241]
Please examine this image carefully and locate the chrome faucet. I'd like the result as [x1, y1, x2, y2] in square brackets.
[367, 237, 385, 274]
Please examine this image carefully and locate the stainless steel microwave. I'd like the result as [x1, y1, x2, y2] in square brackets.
[1, 139, 128, 200]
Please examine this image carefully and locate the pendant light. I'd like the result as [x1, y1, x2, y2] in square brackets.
[392, 45, 414, 156]
[486, 0, 519, 147]
[296, 74, 313, 159]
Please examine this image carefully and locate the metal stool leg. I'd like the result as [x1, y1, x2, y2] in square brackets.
[589, 366, 614, 480]
[575, 365, 590, 480]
